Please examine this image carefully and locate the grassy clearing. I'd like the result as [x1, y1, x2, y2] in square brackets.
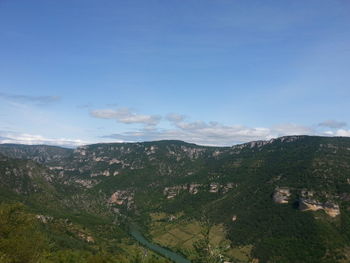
[225, 245, 253, 262]
[150, 212, 168, 221]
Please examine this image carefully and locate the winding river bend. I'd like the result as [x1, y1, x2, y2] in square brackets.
[129, 225, 191, 263]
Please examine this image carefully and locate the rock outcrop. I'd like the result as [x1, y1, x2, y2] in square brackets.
[188, 184, 201, 194]
[36, 214, 53, 224]
[163, 185, 187, 199]
[299, 198, 340, 217]
[109, 190, 134, 209]
[74, 179, 99, 188]
[209, 183, 220, 193]
[163, 182, 236, 198]
[273, 187, 291, 204]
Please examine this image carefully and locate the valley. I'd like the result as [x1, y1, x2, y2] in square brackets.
[1, 135, 350, 262]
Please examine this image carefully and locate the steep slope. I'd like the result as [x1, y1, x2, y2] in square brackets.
[0, 153, 58, 201]
[0, 153, 172, 262]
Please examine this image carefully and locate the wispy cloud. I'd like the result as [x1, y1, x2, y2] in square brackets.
[0, 92, 61, 106]
[318, 120, 347, 129]
[100, 110, 350, 146]
[166, 113, 186, 123]
[101, 113, 318, 146]
[90, 107, 161, 127]
[77, 103, 93, 109]
[102, 128, 270, 146]
[0, 131, 87, 148]
[272, 123, 314, 136]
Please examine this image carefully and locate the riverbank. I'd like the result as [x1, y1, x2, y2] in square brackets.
[129, 224, 191, 263]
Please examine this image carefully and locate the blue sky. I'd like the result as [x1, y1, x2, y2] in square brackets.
[0, 0, 349, 147]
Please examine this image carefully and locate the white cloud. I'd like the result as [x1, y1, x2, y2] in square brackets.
[102, 113, 317, 146]
[91, 109, 321, 145]
[0, 131, 87, 148]
[90, 108, 161, 126]
[327, 129, 350, 137]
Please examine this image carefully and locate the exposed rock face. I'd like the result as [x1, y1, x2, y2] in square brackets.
[180, 146, 205, 159]
[36, 214, 53, 224]
[90, 170, 112, 177]
[299, 198, 323, 211]
[86, 236, 94, 243]
[102, 170, 110, 176]
[209, 183, 220, 193]
[299, 199, 340, 217]
[78, 232, 95, 243]
[109, 159, 121, 165]
[163, 182, 236, 198]
[109, 190, 134, 209]
[212, 150, 222, 157]
[188, 184, 201, 194]
[233, 136, 303, 151]
[273, 187, 291, 204]
[163, 185, 187, 199]
[49, 166, 64, 170]
[272, 187, 341, 217]
[74, 179, 99, 188]
[323, 202, 341, 217]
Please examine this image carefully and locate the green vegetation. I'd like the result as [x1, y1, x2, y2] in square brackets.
[0, 202, 171, 263]
[2, 136, 350, 262]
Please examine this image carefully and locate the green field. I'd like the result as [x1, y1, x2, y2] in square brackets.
[148, 213, 254, 262]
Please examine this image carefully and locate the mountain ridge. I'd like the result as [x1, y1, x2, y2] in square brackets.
[0, 135, 313, 150]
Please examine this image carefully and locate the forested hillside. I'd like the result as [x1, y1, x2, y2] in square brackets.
[1, 136, 350, 262]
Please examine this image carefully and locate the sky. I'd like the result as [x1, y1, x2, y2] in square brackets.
[0, 0, 349, 147]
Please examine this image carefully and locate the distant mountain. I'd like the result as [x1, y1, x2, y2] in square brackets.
[1, 135, 350, 262]
[0, 144, 73, 164]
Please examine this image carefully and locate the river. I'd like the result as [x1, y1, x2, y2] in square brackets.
[129, 224, 191, 263]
